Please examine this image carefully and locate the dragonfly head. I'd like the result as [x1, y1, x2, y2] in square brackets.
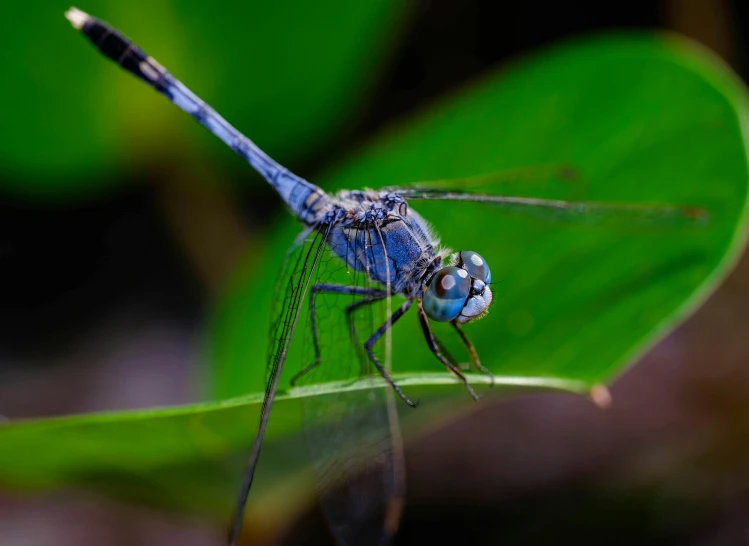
[422, 250, 493, 324]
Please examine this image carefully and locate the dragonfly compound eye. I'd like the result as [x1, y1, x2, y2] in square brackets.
[459, 250, 491, 283]
[423, 266, 471, 322]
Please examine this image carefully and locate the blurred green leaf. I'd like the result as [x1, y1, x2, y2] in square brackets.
[0, 0, 405, 195]
[0, 33, 747, 525]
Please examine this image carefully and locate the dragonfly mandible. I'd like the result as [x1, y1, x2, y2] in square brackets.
[65, 7, 705, 546]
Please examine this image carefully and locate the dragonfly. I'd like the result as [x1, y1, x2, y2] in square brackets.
[65, 7, 705, 546]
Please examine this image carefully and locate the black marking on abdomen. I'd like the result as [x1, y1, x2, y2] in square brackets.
[78, 15, 170, 95]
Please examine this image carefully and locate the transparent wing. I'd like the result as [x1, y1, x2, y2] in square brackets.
[294, 223, 405, 546]
[229, 224, 330, 546]
[381, 164, 579, 193]
[396, 189, 708, 226]
[383, 168, 709, 227]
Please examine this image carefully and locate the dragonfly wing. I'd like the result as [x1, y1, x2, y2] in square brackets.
[296, 224, 405, 546]
[395, 189, 709, 227]
[229, 224, 330, 546]
[381, 164, 578, 194]
[301, 381, 404, 546]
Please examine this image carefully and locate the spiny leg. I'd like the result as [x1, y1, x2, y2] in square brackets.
[431, 328, 484, 376]
[290, 283, 387, 386]
[452, 321, 494, 384]
[364, 299, 417, 408]
[432, 334, 465, 370]
[417, 303, 480, 401]
[345, 293, 388, 363]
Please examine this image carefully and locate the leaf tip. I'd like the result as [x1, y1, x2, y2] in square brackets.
[589, 383, 612, 409]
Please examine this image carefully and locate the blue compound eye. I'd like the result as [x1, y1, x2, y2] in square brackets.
[423, 266, 471, 322]
[459, 250, 491, 283]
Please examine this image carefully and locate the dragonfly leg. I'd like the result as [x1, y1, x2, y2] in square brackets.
[290, 283, 387, 386]
[363, 299, 418, 408]
[345, 293, 388, 361]
[417, 303, 480, 401]
[451, 322, 494, 385]
[432, 334, 467, 371]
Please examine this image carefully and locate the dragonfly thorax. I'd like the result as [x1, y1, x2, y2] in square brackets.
[324, 190, 446, 295]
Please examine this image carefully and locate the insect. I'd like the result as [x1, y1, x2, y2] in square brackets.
[65, 7, 704, 545]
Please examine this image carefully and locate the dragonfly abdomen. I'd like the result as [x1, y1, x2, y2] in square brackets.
[66, 7, 325, 224]
[273, 172, 329, 225]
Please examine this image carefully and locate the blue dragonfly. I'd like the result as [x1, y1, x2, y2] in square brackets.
[65, 8, 705, 546]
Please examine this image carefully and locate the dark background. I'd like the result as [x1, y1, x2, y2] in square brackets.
[1, 1, 749, 545]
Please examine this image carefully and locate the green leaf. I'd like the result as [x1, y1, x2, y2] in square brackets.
[1, 33, 747, 525]
[0, 378, 576, 521]
[211, 33, 749, 398]
[0, 0, 406, 196]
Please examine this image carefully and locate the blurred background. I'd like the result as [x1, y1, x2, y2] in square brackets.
[1, 0, 749, 545]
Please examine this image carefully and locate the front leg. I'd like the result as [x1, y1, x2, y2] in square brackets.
[451, 321, 494, 384]
[417, 301, 480, 401]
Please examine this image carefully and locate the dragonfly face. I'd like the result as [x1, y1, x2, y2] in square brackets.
[422, 250, 493, 323]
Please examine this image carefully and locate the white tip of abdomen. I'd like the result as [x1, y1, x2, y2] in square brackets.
[65, 7, 90, 30]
